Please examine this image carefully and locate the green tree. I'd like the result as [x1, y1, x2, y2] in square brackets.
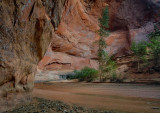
[97, 6, 109, 82]
[131, 41, 147, 72]
[148, 26, 160, 66]
[97, 6, 117, 82]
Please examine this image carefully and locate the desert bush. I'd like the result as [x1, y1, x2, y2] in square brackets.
[131, 41, 147, 72]
[101, 55, 117, 81]
[148, 26, 160, 66]
[68, 67, 98, 82]
[131, 26, 160, 73]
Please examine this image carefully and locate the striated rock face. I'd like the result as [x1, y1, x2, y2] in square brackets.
[0, 0, 160, 110]
[41, 0, 66, 30]
[0, 0, 66, 111]
[38, 0, 160, 70]
[38, 0, 104, 70]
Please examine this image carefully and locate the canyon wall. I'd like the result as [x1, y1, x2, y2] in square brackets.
[0, 0, 65, 111]
[0, 0, 160, 111]
[38, 0, 160, 71]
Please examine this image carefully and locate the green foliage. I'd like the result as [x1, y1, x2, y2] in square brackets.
[110, 72, 117, 82]
[131, 41, 147, 57]
[98, 6, 109, 82]
[131, 25, 160, 72]
[97, 6, 117, 81]
[69, 67, 98, 82]
[98, 7, 109, 37]
[98, 28, 109, 37]
[102, 55, 117, 81]
[98, 38, 107, 48]
[98, 51, 117, 81]
[98, 49, 107, 62]
[104, 57, 117, 73]
[148, 25, 160, 38]
[148, 27, 160, 66]
[99, 7, 109, 29]
[131, 41, 147, 71]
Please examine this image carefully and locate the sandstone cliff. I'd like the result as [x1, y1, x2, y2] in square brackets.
[0, 0, 65, 111]
[0, 0, 160, 111]
[38, 0, 160, 70]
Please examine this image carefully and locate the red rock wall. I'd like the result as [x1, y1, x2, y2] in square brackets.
[38, 0, 160, 70]
[0, 0, 65, 111]
[0, 0, 159, 111]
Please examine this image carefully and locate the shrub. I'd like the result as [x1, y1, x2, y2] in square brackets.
[110, 72, 118, 82]
[101, 55, 117, 81]
[131, 41, 147, 72]
[131, 26, 160, 73]
[68, 67, 98, 82]
[148, 38, 160, 65]
[148, 27, 160, 66]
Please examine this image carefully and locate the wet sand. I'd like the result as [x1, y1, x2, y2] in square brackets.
[33, 82, 160, 113]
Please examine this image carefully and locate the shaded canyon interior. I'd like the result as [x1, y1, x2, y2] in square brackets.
[0, 0, 160, 111]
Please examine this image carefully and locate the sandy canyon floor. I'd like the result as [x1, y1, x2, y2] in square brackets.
[31, 82, 160, 113]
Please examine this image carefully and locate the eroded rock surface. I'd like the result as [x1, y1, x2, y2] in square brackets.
[0, 0, 160, 111]
[0, 0, 65, 111]
[39, 0, 160, 70]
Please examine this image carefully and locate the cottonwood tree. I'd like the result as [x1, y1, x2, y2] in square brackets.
[98, 6, 116, 82]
